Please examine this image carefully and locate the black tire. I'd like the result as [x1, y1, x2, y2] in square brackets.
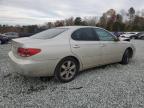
[0, 40, 2, 44]
[54, 57, 79, 83]
[121, 49, 131, 65]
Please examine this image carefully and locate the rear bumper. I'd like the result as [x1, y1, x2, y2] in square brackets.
[8, 51, 59, 77]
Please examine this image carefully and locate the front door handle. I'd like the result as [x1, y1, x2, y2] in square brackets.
[73, 45, 80, 48]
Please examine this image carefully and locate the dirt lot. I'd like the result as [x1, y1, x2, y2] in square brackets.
[0, 40, 144, 108]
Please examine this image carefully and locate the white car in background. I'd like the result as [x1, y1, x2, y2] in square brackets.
[120, 32, 139, 39]
[119, 37, 130, 41]
[3, 32, 19, 39]
[137, 32, 144, 39]
[9, 26, 135, 82]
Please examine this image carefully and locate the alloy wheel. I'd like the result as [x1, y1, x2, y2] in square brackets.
[60, 60, 76, 80]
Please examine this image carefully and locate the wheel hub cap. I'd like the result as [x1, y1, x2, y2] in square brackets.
[60, 61, 76, 80]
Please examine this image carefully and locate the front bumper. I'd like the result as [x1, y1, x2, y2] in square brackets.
[8, 51, 58, 77]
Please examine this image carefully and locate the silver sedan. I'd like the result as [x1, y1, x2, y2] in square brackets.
[9, 26, 135, 82]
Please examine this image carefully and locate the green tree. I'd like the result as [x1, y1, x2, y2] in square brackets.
[98, 13, 107, 29]
[74, 17, 82, 25]
[116, 14, 123, 23]
[65, 17, 74, 26]
[112, 14, 125, 31]
[132, 15, 144, 31]
[128, 7, 135, 23]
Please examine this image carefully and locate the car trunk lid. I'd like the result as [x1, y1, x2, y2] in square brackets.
[11, 37, 45, 57]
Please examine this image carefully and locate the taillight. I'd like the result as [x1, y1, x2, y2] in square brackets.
[18, 48, 41, 57]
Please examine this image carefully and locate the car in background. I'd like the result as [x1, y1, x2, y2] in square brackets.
[112, 32, 124, 37]
[3, 32, 19, 40]
[119, 36, 131, 42]
[120, 32, 139, 39]
[9, 26, 135, 82]
[130, 32, 140, 39]
[112, 32, 131, 42]
[136, 32, 144, 39]
[0, 34, 10, 44]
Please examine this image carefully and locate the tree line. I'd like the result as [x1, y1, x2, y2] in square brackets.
[0, 7, 144, 36]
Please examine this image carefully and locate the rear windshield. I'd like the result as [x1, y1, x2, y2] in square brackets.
[31, 28, 68, 39]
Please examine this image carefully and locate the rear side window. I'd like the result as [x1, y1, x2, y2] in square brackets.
[94, 28, 115, 41]
[31, 28, 68, 39]
[71, 28, 98, 41]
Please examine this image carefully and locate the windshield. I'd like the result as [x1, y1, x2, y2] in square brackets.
[31, 28, 68, 39]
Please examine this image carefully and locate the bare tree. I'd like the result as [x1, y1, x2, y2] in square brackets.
[45, 22, 54, 29]
[83, 16, 97, 26]
[64, 17, 74, 26]
[128, 7, 135, 23]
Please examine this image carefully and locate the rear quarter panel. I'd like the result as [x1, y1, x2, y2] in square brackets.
[24, 31, 73, 61]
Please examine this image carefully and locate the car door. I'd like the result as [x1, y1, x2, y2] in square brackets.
[70, 27, 102, 69]
[93, 28, 123, 64]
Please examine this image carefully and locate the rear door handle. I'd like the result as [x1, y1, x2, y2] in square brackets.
[73, 45, 80, 48]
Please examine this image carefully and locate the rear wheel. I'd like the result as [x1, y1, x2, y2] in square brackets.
[54, 58, 79, 83]
[121, 49, 131, 65]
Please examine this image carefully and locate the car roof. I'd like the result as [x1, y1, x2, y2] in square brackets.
[57, 26, 99, 29]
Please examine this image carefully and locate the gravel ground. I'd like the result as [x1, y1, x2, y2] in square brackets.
[0, 40, 144, 108]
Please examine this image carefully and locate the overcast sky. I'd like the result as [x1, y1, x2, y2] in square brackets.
[0, 0, 144, 25]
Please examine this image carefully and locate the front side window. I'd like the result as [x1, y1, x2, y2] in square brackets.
[94, 28, 115, 41]
[31, 28, 68, 39]
[71, 28, 98, 41]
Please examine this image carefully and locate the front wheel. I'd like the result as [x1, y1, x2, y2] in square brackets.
[121, 49, 131, 65]
[54, 58, 79, 83]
